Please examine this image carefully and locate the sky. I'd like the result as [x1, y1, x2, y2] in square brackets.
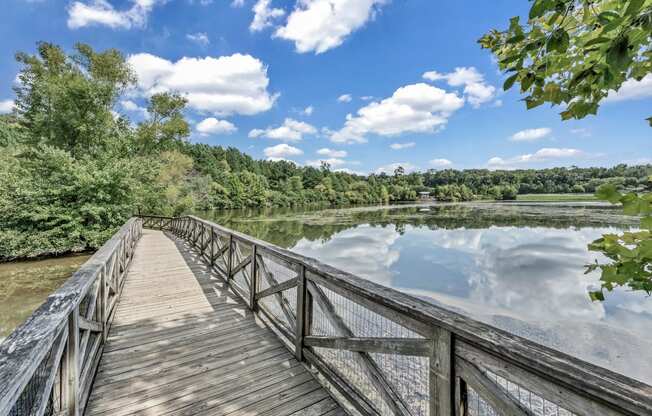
[1, 0, 651, 174]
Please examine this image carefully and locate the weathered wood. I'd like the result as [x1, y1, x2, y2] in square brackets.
[456, 358, 533, 416]
[257, 253, 298, 329]
[257, 276, 299, 300]
[295, 265, 307, 361]
[231, 254, 252, 278]
[304, 336, 433, 356]
[307, 280, 413, 416]
[430, 327, 453, 416]
[78, 316, 103, 333]
[250, 244, 258, 310]
[63, 308, 80, 416]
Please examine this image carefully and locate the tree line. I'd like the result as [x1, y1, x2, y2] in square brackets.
[0, 42, 649, 260]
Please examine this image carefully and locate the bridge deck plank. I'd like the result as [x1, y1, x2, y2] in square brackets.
[85, 230, 342, 416]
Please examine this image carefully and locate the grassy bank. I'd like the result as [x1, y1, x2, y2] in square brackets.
[516, 193, 597, 202]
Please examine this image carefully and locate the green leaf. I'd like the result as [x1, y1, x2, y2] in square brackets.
[595, 184, 622, 204]
[589, 291, 605, 302]
[547, 29, 570, 53]
[624, 0, 645, 17]
[583, 37, 611, 48]
[529, 0, 552, 19]
[647, 116, 652, 127]
[606, 35, 631, 71]
[503, 73, 518, 91]
[641, 216, 652, 231]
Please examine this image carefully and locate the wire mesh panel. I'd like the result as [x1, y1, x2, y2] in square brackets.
[256, 250, 299, 340]
[308, 278, 429, 416]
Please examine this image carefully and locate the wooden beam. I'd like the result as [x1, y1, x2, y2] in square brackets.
[304, 336, 432, 356]
[456, 358, 534, 416]
[256, 254, 297, 330]
[78, 316, 103, 333]
[295, 265, 307, 361]
[230, 254, 252, 278]
[256, 277, 298, 300]
[430, 327, 453, 416]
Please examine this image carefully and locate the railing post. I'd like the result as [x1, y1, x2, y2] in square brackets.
[62, 308, 80, 416]
[210, 228, 215, 269]
[430, 327, 453, 416]
[99, 266, 107, 341]
[249, 244, 258, 310]
[200, 223, 205, 258]
[227, 234, 234, 283]
[294, 264, 307, 361]
[455, 377, 468, 416]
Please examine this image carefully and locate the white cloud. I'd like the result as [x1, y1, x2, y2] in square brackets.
[375, 162, 417, 175]
[119, 99, 148, 117]
[263, 143, 303, 159]
[127, 52, 277, 116]
[302, 105, 314, 116]
[250, 0, 285, 32]
[488, 148, 583, 168]
[274, 0, 387, 54]
[510, 127, 552, 142]
[337, 94, 352, 103]
[231, 0, 244, 6]
[570, 128, 591, 137]
[423, 66, 496, 108]
[360, 95, 374, 101]
[316, 148, 347, 158]
[605, 74, 652, 102]
[196, 117, 237, 135]
[307, 157, 346, 168]
[248, 118, 317, 141]
[0, 99, 14, 114]
[67, 0, 160, 30]
[389, 142, 415, 150]
[429, 158, 452, 168]
[330, 83, 464, 144]
[186, 32, 210, 46]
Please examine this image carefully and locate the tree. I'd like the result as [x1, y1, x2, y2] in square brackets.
[480, 0, 651, 125]
[14, 42, 135, 156]
[482, 0, 652, 299]
[137, 93, 190, 153]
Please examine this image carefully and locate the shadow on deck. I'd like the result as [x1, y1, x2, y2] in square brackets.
[85, 230, 343, 416]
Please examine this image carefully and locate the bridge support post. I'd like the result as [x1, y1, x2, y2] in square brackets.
[227, 234, 234, 283]
[430, 327, 453, 416]
[249, 244, 258, 311]
[62, 308, 80, 416]
[294, 265, 308, 361]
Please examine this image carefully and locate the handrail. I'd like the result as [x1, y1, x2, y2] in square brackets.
[140, 214, 652, 416]
[0, 218, 143, 416]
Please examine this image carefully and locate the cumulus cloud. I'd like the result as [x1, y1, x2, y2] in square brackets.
[186, 32, 210, 46]
[389, 142, 415, 150]
[0, 99, 14, 114]
[119, 99, 148, 117]
[510, 127, 552, 142]
[306, 157, 347, 168]
[250, 0, 285, 32]
[488, 148, 583, 168]
[231, 0, 244, 6]
[263, 143, 303, 159]
[302, 105, 314, 116]
[316, 148, 347, 158]
[249, 118, 316, 142]
[429, 158, 452, 168]
[605, 74, 652, 102]
[67, 0, 161, 29]
[423, 66, 497, 108]
[196, 117, 237, 136]
[570, 128, 591, 138]
[127, 52, 277, 116]
[330, 83, 464, 144]
[375, 162, 417, 175]
[337, 94, 352, 103]
[274, 0, 387, 54]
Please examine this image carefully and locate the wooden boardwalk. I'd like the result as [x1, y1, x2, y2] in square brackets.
[85, 230, 344, 416]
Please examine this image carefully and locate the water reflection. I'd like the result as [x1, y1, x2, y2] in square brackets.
[201, 203, 651, 384]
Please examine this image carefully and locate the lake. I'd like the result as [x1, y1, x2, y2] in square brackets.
[0, 254, 90, 342]
[201, 202, 651, 385]
[1, 202, 650, 385]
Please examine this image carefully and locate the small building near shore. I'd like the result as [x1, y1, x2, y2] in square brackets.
[418, 191, 431, 200]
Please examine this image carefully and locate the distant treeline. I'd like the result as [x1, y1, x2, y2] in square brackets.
[0, 42, 650, 259]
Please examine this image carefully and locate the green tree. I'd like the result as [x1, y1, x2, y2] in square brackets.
[482, 0, 652, 298]
[14, 42, 135, 156]
[137, 93, 190, 153]
[479, 0, 652, 125]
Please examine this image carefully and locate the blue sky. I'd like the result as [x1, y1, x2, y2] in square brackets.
[1, 0, 650, 174]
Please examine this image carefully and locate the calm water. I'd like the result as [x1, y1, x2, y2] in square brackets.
[201, 202, 652, 384]
[0, 254, 90, 342]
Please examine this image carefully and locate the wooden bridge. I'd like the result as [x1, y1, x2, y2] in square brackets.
[1, 216, 651, 416]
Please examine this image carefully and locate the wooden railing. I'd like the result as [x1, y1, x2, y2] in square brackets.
[150, 215, 651, 416]
[0, 218, 142, 416]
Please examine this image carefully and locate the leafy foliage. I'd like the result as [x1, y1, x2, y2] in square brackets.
[586, 182, 652, 299]
[479, 0, 652, 125]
